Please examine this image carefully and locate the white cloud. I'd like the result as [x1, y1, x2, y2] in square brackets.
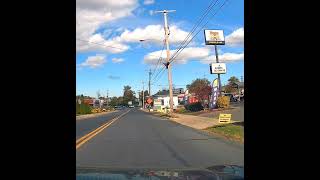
[144, 0, 155, 5]
[118, 24, 190, 45]
[225, 27, 244, 47]
[80, 54, 107, 68]
[76, 0, 138, 52]
[149, 10, 154, 16]
[201, 53, 244, 64]
[78, 34, 130, 53]
[144, 47, 210, 64]
[112, 58, 124, 63]
[144, 46, 243, 65]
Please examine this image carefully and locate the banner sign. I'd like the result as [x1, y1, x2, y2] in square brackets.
[210, 78, 219, 109]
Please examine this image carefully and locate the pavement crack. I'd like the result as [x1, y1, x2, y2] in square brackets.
[150, 125, 191, 168]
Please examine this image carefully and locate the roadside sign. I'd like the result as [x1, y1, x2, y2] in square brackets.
[210, 63, 226, 74]
[147, 98, 153, 104]
[210, 78, 219, 109]
[219, 114, 232, 123]
[154, 99, 162, 105]
[204, 30, 225, 45]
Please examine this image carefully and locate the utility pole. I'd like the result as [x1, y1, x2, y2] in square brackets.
[148, 69, 152, 97]
[106, 89, 109, 108]
[214, 44, 222, 96]
[142, 81, 145, 109]
[241, 76, 243, 82]
[155, 9, 175, 113]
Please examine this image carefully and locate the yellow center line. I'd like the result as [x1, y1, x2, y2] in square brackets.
[76, 109, 131, 150]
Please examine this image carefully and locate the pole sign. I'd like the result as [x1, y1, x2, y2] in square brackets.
[210, 63, 227, 74]
[210, 78, 219, 109]
[204, 30, 225, 45]
[219, 114, 232, 123]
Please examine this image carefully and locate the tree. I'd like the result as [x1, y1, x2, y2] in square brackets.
[109, 96, 119, 107]
[96, 90, 101, 99]
[188, 78, 212, 106]
[138, 90, 149, 103]
[228, 76, 240, 84]
[123, 85, 135, 105]
[224, 76, 240, 93]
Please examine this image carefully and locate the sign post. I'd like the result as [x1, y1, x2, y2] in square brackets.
[204, 29, 225, 96]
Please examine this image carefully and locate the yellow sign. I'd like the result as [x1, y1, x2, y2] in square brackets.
[210, 31, 220, 40]
[213, 78, 219, 87]
[219, 114, 232, 123]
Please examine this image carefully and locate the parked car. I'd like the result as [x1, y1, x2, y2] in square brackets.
[222, 93, 238, 102]
[129, 105, 134, 108]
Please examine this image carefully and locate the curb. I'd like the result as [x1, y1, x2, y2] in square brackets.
[76, 110, 118, 121]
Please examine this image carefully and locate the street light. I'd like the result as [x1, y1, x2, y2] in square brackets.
[139, 39, 164, 43]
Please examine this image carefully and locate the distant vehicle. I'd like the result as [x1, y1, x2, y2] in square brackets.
[222, 93, 238, 102]
[114, 106, 123, 110]
[129, 105, 134, 108]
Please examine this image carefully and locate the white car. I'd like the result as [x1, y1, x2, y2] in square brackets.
[129, 105, 134, 108]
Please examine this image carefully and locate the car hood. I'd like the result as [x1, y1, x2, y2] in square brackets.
[76, 165, 244, 179]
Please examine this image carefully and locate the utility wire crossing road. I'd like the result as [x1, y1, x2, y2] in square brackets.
[76, 108, 243, 169]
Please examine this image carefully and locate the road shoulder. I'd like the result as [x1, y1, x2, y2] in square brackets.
[139, 109, 243, 144]
[76, 110, 119, 121]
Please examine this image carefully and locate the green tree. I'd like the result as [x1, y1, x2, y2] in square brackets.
[228, 76, 240, 84]
[224, 76, 240, 93]
[123, 86, 135, 105]
[109, 96, 119, 107]
[188, 78, 212, 106]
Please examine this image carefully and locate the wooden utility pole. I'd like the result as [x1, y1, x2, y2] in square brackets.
[106, 89, 109, 107]
[142, 81, 145, 109]
[155, 10, 175, 113]
[148, 69, 152, 96]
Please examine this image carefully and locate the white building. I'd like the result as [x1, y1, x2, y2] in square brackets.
[153, 95, 179, 112]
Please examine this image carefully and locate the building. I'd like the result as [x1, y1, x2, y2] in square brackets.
[152, 95, 179, 112]
[183, 89, 199, 104]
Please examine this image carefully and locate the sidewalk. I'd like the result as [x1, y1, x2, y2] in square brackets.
[171, 113, 220, 130]
[76, 110, 118, 121]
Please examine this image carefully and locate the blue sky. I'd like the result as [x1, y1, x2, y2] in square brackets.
[76, 0, 244, 97]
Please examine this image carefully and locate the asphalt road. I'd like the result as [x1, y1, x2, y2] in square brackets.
[76, 108, 243, 169]
[76, 109, 127, 140]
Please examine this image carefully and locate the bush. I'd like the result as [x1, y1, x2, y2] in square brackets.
[76, 103, 92, 115]
[184, 102, 204, 112]
[216, 96, 230, 108]
[175, 107, 189, 114]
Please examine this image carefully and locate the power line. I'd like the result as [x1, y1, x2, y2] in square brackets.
[150, 0, 221, 88]
[152, 66, 165, 82]
[170, 0, 229, 65]
[169, 0, 220, 62]
[76, 38, 128, 51]
[77, 38, 164, 59]
[152, 40, 165, 77]
[170, 0, 225, 64]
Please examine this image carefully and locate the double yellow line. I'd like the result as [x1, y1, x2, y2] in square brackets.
[76, 109, 131, 150]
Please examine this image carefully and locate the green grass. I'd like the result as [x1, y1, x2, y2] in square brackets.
[205, 123, 244, 143]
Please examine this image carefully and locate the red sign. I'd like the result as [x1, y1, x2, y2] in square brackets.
[83, 99, 93, 105]
[146, 98, 153, 104]
[188, 96, 199, 104]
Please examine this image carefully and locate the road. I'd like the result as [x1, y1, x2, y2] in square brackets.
[76, 108, 243, 169]
[76, 109, 127, 140]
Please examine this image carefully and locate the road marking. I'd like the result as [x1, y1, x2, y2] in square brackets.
[76, 109, 131, 150]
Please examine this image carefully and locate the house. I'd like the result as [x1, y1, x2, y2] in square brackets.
[183, 89, 199, 104]
[152, 95, 179, 112]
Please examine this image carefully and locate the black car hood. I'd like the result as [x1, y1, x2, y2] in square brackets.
[76, 165, 244, 180]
